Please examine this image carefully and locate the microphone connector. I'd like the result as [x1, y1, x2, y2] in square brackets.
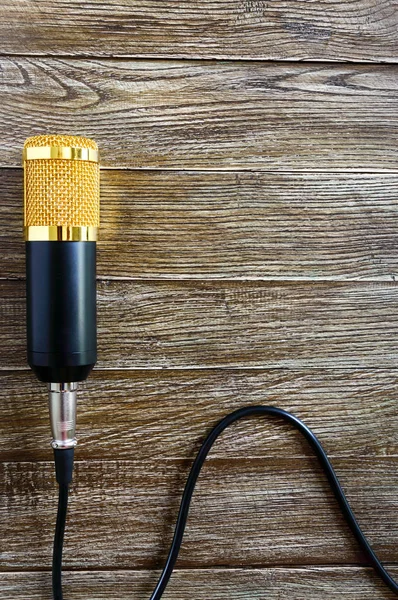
[48, 382, 78, 451]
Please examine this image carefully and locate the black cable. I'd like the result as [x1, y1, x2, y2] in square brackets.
[52, 448, 74, 600]
[52, 405, 398, 599]
[149, 406, 398, 598]
[52, 484, 69, 600]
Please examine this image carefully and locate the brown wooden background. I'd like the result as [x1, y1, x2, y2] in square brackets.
[1, 1, 398, 598]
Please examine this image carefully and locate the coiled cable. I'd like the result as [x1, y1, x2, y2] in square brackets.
[53, 405, 398, 599]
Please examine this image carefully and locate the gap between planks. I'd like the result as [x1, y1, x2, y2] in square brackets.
[4, 166, 398, 174]
[0, 365, 398, 374]
[5, 166, 398, 171]
[0, 55, 397, 66]
[2, 277, 398, 282]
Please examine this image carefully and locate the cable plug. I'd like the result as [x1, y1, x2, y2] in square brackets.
[54, 448, 75, 486]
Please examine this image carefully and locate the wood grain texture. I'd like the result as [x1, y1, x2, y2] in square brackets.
[1, 369, 398, 462]
[1, 279, 398, 369]
[1, 457, 397, 569]
[2, 169, 398, 281]
[1, 60, 398, 171]
[1, 567, 398, 599]
[2, 1, 398, 595]
[1, 0, 397, 62]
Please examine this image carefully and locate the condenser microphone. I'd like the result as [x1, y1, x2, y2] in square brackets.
[24, 134, 100, 456]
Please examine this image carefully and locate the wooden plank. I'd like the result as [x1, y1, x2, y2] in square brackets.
[1, 1, 398, 62]
[1, 60, 398, 171]
[1, 567, 398, 599]
[1, 457, 397, 568]
[1, 369, 398, 462]
[1, 279, 398, 369]
[2, 169, 398, 281]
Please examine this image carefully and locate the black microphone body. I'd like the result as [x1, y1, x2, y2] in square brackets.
[26, 240, 97, 383]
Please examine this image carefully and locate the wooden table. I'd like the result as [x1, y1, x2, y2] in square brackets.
[0, 1, 398, 598]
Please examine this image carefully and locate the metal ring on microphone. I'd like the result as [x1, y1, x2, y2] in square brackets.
[23, 146, 99, 162]
[24, 225, 98, 242]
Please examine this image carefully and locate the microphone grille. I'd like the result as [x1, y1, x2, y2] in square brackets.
[24, 135, 99, 229]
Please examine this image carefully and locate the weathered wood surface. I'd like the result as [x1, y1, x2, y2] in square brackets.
[1, 60, 398, 171]
[1, 369, 398, 462]
[1, 457, 397, 568]
[2, 1, 398, 597]
[1, 567, 398, 599]
[1, 279, 398, 369]
[2, 169, 398, 281]
[1, 1, 397, 63]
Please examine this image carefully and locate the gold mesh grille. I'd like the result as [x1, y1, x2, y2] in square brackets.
[24, 135, 99, 228]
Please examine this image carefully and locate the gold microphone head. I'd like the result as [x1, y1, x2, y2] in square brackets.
[23, 134, 100, 241]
